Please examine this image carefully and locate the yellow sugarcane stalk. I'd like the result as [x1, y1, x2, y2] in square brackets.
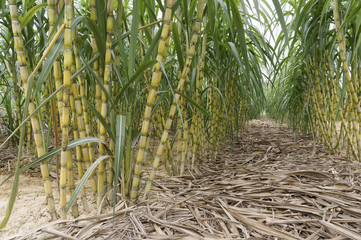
[130, 0, 175, 200]
[54, 1, 64, 128]
[97, 0, 114, 208]
[144, 0, 205, 197]
[9, 0, 58, 220]
[59, 0, 74, 219]
[69, 64, 89, 212]
[326, 50, 338, 147]
[72, 31, 98, 199]
[90, 0, 102, 132]
[333, 0, 361, 159]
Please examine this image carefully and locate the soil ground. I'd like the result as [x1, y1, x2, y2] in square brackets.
[2, 117, 361, 239]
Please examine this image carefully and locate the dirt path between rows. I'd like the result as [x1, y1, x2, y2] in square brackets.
[3, 117, 361, 239]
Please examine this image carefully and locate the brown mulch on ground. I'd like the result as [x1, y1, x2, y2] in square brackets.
[6, 117, 361, 239]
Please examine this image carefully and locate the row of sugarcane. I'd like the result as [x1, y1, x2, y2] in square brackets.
[267, 0, 361, 161]
[0, 0, 267, 227]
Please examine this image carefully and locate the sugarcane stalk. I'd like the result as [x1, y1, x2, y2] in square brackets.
[130, 0, 175, 200]
[144, 0, 205, 197]
[9, 0, 57, 220]
[97, 0, 114, 208]
[59, 0, 74, 219]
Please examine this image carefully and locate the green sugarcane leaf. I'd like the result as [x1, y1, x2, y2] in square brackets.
[128, 0, 140, 77]
[67, 155, 112, 212]
[20, 3, 47, 30]
[172, 21, 184, 70]
[85, 17, 106, 66]
[143, 27, 161, 62]
[175, 90, 211, 118]
[271, 0, 289, 47]
[82, 97, 115, 141]
[21, 137, 109, 172]
[115, 59, 157, 104]
[79, 48, 113, 105]
[113, 115, 126, 219]
[34, 35, 63, 97]
[0, 85, 64, 149]
[228, 0, 250, 80]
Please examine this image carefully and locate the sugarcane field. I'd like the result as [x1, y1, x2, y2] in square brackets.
[2, 0, 361, 239]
